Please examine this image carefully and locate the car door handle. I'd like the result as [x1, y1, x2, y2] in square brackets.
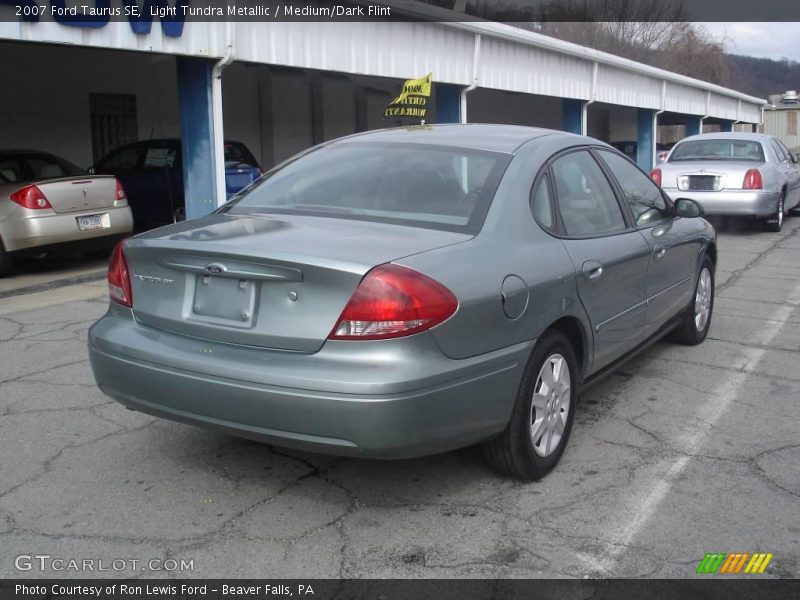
[653, 243, 666, 260]
[582, 260, 603, 281]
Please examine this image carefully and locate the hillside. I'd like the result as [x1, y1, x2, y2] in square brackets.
[725, 54, 800, 99]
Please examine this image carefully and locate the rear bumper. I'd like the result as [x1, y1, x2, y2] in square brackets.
[88, 308, 530, 459]
[664, 189, 779, 217]
[1, 205, 134, 253]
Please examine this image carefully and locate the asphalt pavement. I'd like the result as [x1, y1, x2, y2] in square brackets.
[0, 217, 798, 579]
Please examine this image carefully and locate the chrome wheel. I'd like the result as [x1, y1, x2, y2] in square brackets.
[530, 353, 571, 458]
[694, 267, 712, 332]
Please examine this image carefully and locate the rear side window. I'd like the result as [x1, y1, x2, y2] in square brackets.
[0, 157, 25, 183]
[224, 142, 510, 234]
[598, 150, 671, 226]
[530, 175, 554, 230]
[24, 154, 84, 180]
[550, 150, 626, 236]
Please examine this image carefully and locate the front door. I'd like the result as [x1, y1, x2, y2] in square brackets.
[549, 149, 651, 372]
[595, 149, 700, 337]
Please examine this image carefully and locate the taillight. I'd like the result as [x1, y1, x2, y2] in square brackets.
[743, 169, 763, 190]
[650, 168, 662, 187]
[108, 241, 133, 308]
[329, 264, 457, 340]
[114, 180, 128, 205]
[9, 185, 52, 210]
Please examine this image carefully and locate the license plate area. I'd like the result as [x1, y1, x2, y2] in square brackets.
[192, 275, 256, 323]
[76, 214, 108, 231]
[689, 175, 718, 191]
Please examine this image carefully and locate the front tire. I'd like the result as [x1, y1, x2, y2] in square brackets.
[669, 255, 714, 346]
[763, 193, 784, 232]
[483, 330, 578, 480]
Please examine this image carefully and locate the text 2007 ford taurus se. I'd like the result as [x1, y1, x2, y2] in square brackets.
[88, 125, 717, 480]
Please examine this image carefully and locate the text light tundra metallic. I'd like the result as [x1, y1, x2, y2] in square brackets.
[88, 125, 716, 479]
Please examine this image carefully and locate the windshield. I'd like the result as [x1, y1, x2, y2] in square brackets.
[669, 139, 765, 162]
[221, 142, 510, 234]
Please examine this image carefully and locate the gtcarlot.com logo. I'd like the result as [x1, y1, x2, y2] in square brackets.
[15, 554, 194, 573]
[696, 552, 773, 574]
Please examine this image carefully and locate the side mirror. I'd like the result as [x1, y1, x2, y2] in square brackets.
[674, 198, 704, 218]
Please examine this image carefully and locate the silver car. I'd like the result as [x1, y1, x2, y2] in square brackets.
[89, 125, 716, 480]
[654, 132, 800, 232]
[0, 150, 134, 276]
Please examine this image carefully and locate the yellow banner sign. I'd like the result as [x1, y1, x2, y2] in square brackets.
[385, 72, 432, 119]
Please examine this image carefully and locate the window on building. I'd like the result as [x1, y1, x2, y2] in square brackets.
[89, 93, 139, 164]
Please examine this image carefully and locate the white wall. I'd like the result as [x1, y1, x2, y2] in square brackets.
[0, 41, 178, 168]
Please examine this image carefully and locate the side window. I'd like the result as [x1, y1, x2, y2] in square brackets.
[598, 150, 672, 226]
[550, 150, 626, 236]
[530, 174, 554, 230]
[0, 157, 25, 183]
[99, 146, 141, 173]
[771, 140, 787, 163]
[776, 139, 794, 162]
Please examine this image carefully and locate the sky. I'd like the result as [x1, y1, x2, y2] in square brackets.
[703, 22, 800, 61]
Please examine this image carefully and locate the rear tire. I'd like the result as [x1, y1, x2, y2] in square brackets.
[0, 240, 13, 278]
[763, 193, 784, 232]
[483, 330, 578, 480]
[668, 255, 714, 346]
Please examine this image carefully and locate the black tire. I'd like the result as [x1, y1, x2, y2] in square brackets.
[483, 330, 578, 480]
[0, 240, 13, 278]
[763, 193, 784, 232]
[668, 255, 715, 346]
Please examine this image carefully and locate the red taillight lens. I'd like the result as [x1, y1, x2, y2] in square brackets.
[650, 168, 662, 187]
[108, 241, 133, 308]
[743, 169, 763, 190]
[114, 179, 128, 204]
[9, 185, 52, 210]
[329, 264, 458, 340]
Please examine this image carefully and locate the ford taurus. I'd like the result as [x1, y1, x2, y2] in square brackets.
[88, 125, 716, 479]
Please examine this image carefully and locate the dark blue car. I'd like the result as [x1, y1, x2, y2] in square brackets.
[92, 139, 261, 229]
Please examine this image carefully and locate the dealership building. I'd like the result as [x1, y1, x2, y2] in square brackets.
[0, 1, 766, 219]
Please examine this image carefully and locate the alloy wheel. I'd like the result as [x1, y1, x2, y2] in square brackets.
[694, 267, 712, 332]
[530, 354, 571, 458]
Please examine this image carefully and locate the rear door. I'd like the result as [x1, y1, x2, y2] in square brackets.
[548, 149, 650, 372]
[596, 149, 699, 337]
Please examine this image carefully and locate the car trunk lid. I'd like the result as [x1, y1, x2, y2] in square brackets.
[34, 175, 118, 213]
[664, 160, 766, 191]
[124, 213, 470, 352]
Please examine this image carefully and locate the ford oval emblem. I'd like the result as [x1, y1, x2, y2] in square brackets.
[205, 263, 226, 275]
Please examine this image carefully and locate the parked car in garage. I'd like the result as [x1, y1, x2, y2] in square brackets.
[610, 140, 672, 164]
[0, 150, 133, 277]
[89, 124, 716, 480]
[652, 132, 800, 232]
[92, 139, 261, 230]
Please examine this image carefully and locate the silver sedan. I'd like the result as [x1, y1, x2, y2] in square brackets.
[653, 132, 800, 232]
[0, 150, 134, 276]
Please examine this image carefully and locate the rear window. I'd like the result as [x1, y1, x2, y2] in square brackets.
[669, 140, 765, 162]
[224, 143, 258, 168]
[222, 142, 510, 234]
